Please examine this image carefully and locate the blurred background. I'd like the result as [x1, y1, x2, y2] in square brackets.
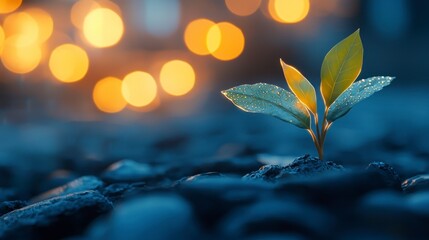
[0, 0, 428, 193]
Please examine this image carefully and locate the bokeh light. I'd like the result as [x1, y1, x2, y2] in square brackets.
[0, 26, 4, 55]
[160, 60, 196, 96]
[122, 71, 158, 107]
[0, 0, 22, 14]
[93, 77, 127, 113]
[225, 0, 261, 16]
[1, 36, 41, 74]
[184, 19, 216, 56]
[26, 8, 54, 44]
[269, 0, 310, 23]
[49, 44, 89, 83]
[71, 0, 99, 29]
[3, 12, 39, 46]
[83, 8, 124, 48]
[207, 22, 245, 61]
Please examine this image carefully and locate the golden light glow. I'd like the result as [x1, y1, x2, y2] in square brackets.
[1, 37, 41, 74]
[122, 71, 157, 107]
[26, 8, 54, 43]
[160, 60, 196, 96]
[184, 19, 216, 56]
[0, 0, 22, 14]
[93, 77, 127, 113]
[3, 12, 39, 46]
[0, 26, 4, 55]
[269, 0, 310, 23]
[49, 44, 89, 83]
[225, 0, 261, 16]
[71, 0, 99, 29]
[207, 22, 245, 61]
[83, 8, 124, 48]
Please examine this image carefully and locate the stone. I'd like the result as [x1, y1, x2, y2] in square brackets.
[366, 162, 401, 189]
[0, 200, 27, 216]
[402, 174, 429, 193]
[243, 154, 344, 182]
[219, 199, 335, 239]
[86, 194, 200, 240]
[31, 176, 104, 203]
[0, 191, 112, 239]
[102, 182, 146, 202]
[101, 159, 161, 183]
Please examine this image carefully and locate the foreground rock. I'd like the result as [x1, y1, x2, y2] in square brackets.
[102, 159, 162, 183]
[86, 194, 200, 240]
[402, 174, 429, 193]
[243, 155, 344, 182]
[0, 190, 112, 240]
[219, 199, 335, 239]
[31, 176, 104, 203]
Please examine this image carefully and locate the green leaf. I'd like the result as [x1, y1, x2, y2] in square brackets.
[222, 83, 310, 129]
[327, 76, 394, 122]
[280, 59, 317, 115]
[321, 29, 364, 107]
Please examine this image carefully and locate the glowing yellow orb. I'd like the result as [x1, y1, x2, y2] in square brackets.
[1, 37, 41, 74]
[0, 0, 22, 14]
[225, 0, 261, 16]
[93, 77, 127, 113]
[0, 26, 4, 55]
[160, 60, 196, 96]
[83, 8, 124, 48]
[184, 19, 216, 56]
[269, 0, 310, 23]
[49, 44, 89, 83]
[122, 71, 157, 107]
[26, 8, 54, 43]
[207, 22, 245, 61]
[3, 12, 39, 46]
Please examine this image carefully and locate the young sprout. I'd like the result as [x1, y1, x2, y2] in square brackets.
[222, 29, 394, 160]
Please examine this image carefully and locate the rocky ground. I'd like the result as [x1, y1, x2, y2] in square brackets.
[0, 87, 428, 239]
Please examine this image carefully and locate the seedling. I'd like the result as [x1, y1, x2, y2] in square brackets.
[222, 29, 394, 160]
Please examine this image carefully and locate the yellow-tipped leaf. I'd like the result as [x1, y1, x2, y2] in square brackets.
[280, 59, 317, 114]
[321, 29, 363, 107]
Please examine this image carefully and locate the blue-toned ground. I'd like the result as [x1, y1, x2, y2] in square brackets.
[0, 86, 428, 239]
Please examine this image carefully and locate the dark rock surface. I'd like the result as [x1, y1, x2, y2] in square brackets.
[31, 176, 104, 203]
[0, 190, 112, 240]
[366, 162, 401, 189]
[101, 159, 162, 183]
[243, 154, 344, 182]
[86, 194, 199, 240]
[0, 200, 27, 216]
[402, 174, 429, 193]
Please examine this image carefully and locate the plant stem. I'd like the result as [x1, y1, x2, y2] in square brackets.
[315, 114, 321, 143]
[307, 128, 323, 160]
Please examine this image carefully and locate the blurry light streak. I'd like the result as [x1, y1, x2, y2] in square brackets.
[83, 8, 124, 48]
[207, 22, 245, 61]
[49, 44, 89, 83]
[225, 0, 261, 16]
[122, 71, 158, 107]
[160, 60, 195, 96]
[93, 77, 127, 113]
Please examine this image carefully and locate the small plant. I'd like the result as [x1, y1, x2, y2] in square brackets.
[222, 29, 394, 160]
